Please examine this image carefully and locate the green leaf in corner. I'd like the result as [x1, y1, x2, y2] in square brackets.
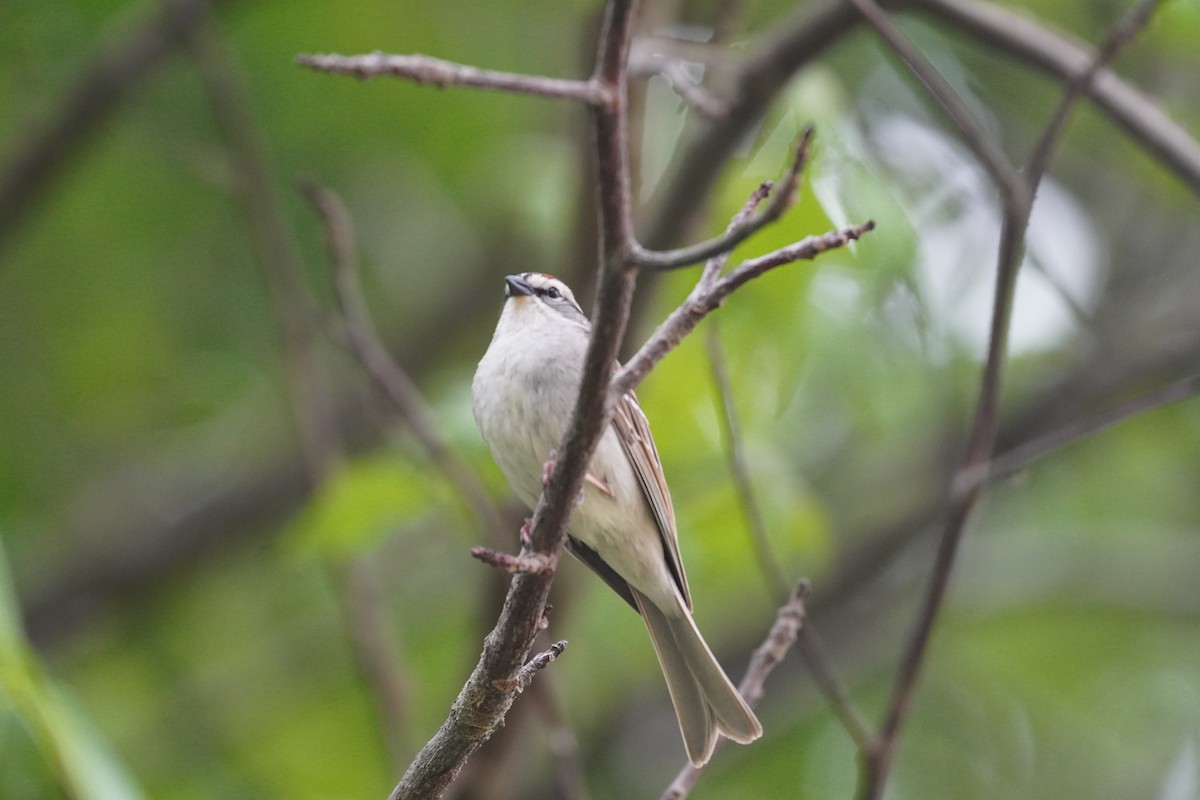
[0, 538, 147, 800]
[0, 539, 22, 665]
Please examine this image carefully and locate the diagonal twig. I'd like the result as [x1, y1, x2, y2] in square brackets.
[630, 127, 816, 270]
[704, 323, 791, 599]
[629, 44, 730, 119]
[614, 218, 875, 398]
[973, 372, 1200, 493]
[504, 641, 569, 694]
[1023, 0, 1162, 187]
[185, 13, 415, 769]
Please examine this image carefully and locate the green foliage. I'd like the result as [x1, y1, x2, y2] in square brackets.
[285, 453, 451, 556]
[2, 0, 1199, 798]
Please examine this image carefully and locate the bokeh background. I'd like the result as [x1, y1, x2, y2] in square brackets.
[2, 0, 1200, 798]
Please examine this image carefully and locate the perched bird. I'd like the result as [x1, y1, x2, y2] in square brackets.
[472, 272, 761, 766]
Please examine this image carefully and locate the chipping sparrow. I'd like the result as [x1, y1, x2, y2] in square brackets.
[472, 272, 762, 767]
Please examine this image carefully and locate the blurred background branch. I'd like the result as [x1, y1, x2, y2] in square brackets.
[854, 2, 1164, 796]
[0, 0, 232, 249]
[185, 12, 413, 769]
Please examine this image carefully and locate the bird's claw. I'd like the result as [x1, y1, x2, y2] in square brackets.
[541, 448, 558, 487]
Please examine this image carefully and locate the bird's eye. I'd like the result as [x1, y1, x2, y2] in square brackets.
[545, 286, 561, 300]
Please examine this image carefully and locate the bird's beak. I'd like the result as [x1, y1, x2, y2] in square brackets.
[504, 274, 534, 298]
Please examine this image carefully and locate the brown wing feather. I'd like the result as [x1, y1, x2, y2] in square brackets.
[611, 390, 692, 610]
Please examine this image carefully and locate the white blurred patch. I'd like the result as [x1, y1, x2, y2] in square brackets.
[810, 110, 1102, 360]
[636, 25, 714, 201]
[1160, 738, 1200, 800]
[872, 115, 1101, 358]
[640, 74, 692, 201]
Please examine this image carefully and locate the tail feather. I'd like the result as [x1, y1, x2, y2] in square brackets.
[631, 588, 761, 766]
[664, 603, 762, 745]
[633, 590, 716, 765]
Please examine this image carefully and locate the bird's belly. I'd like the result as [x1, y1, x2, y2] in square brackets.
[474, 353, 678, 608]
[569, 429, 680, 609]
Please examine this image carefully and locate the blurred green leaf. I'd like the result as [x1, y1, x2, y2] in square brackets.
[0, 539, 146, 800]
[285, 453, 450, 556]
[0, 539, 22, 662]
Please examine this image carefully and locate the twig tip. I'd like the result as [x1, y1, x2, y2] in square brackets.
[471, 546, 553, 575]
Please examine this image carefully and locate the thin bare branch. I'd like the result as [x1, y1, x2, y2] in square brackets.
[470, 547, 554, 576]
[495, 641, 569, 694]
[700, 181, 773, 287]
[1024, 0, 1163, 187]
[658, 62, 731, 119]
[973, 372, 1200, 493]
[297, 52, 609, 105]
[188, 12, 336, 480]
[631, 127, 815, 270]
[186, 16, 413, 770]
[631, 35, 736, 68]
[796, 628, 877, 752]
[614, 219, 876, 398]
[704, 324, 791, 599]
[741, 580, 810, 705]
[661, 581, 810, 800]
[706, 322, 876, 752]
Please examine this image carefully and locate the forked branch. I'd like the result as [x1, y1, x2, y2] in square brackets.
[615, 215, 874, 398]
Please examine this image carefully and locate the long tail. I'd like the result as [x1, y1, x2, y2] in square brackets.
[631, 588, 762, 766]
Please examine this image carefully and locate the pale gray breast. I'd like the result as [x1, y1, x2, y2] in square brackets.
[473, 325, 585, 506]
